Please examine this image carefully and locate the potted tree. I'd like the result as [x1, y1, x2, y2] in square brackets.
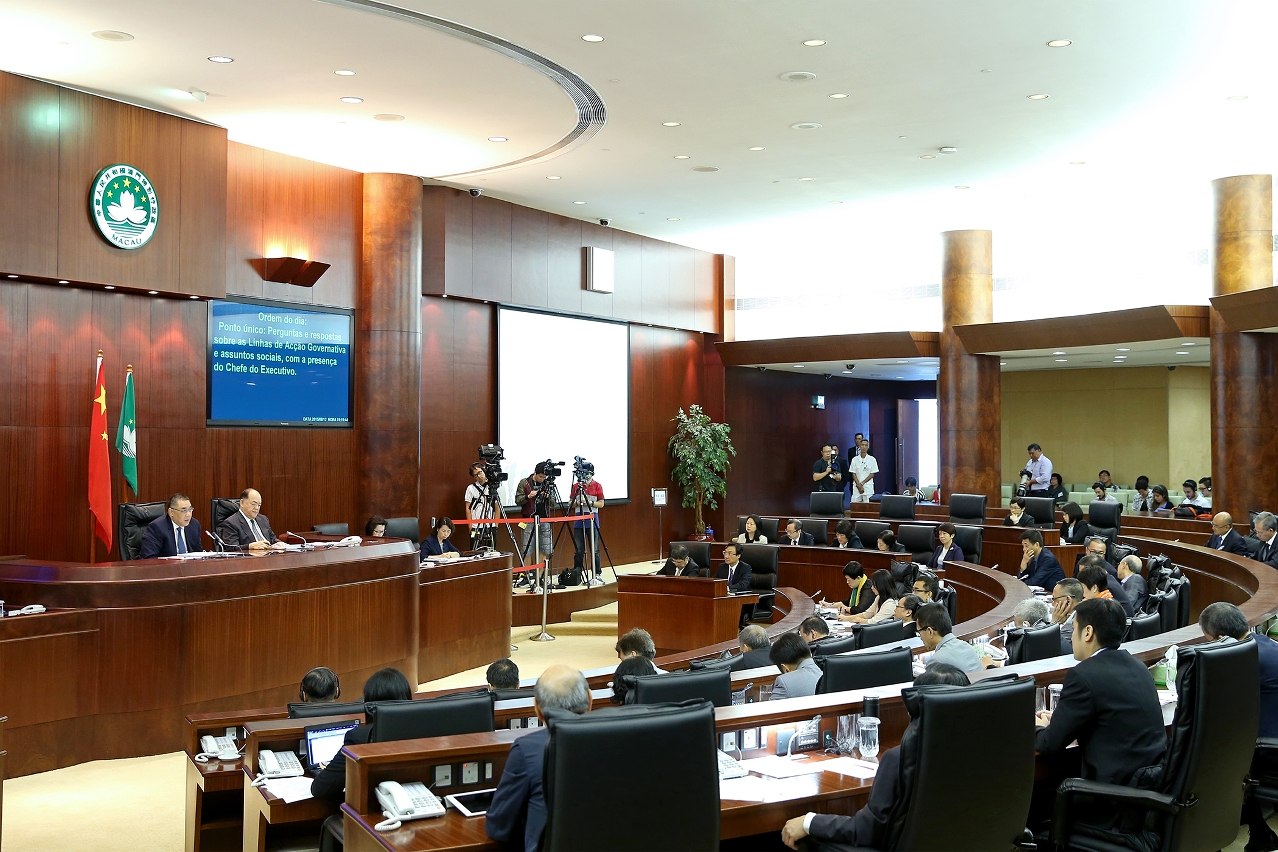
[667, 404, 736, 538]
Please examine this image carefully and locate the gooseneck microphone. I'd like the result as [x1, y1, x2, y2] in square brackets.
[286, 531, 309, 549]
[205, 529, 241, 553]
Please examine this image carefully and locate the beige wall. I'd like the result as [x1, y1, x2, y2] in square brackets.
[1001, 366, 1210, 490]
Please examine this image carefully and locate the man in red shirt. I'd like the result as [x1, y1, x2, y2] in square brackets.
[569, 464, 605, 583]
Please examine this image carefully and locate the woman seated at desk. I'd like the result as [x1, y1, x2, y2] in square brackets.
[1003, 497, 1034, 527]
[876, 530, 907, 554]
[1059, 502, 1089, 545]
[1046, 473, 1069, 505]
[823, 561, 874, 616]
[927, 522, 964, 569]
[900, 476, 922, 500]
[838, 569, 898, 624]
[734, 514, 768, 545]
[830, 519, 862, 549]
[421, 517, 461, 560]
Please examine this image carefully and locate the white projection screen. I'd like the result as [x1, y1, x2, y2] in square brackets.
[497, 308, 630, 505]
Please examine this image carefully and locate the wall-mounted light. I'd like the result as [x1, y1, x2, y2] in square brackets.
[254, 256, 331, 287]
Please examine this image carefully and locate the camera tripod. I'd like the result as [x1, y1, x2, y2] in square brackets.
[551, 476, 617, 587]
[470, 482, 525, 567]
[518, 476, 563, 593]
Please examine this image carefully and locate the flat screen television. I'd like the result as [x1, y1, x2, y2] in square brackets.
[207, 298, 353, 427]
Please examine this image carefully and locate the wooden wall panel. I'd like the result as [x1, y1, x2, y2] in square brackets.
[471, 196, 512, 304]
[640, 238, 671, 327]
[546, 215, 582, 314]
[178, 121, 228, 297]
[0, 73, 59, 278]
[611, 229, 644, 321]
[511, 205, 549, 307]
[444, 189, 473, 297]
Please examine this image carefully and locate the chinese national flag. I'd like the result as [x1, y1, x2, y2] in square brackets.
[88, 353, 113, 554]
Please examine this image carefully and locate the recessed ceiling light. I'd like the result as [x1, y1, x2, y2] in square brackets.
[1052, 351, 1066, 355]
[674, 155, 690, 159]
[920, 155, 936, 159]
[980, 69, 993, 73]
[799, 176, 814, 181]
[955, 185, 970, 190]
[58, 280, 68, 284]
[667, 217, 680, 221]
[1047, 39, 1072, 47]
[487, 135, 507, 141]
[581, 34, 605, 42]
[104, 285, 115, 290]
[829, 200, 843, 204]
[1117, 348, 1130, 352]
[335, 69, 356, 76]
[1176, 351, 1190, 355]
[793, 365, 805, 368]
[896, 376, 904, 380]
[779, 71, 818, 83]
[828, 93, 849, 99]
[92, 30, 134, 41]
[1070, 161, 1086, 165]
[375, 114, 405, 122]
[1000, 361, 1007, 366]
[1181, 342, 1195, 346]
[190, 295, 200, 300]
[748, 146, 765, 151]
[207, 55, 234, 63]
[1027, 93, 1050, 100]
[340, 96, 363, 104]
[5, 274, 16, 279]
[148, 290, 158, 295]
[802, 39, 826, 47]
[573, 201, 587, 205]
[790, 122, 822, 130]
[1055, 358, 1068, 362]
[842, 370, 855, 374]
[692, 166, 719, 172]
[546, 175, 561, 180]
[1227, 95, 1249, 101]
[939, 146, 958, 154]
[662, 121, 681, 127]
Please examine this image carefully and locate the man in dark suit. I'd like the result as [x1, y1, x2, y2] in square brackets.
[138, 493, 203, 558]
[730, 624, 775, 671]
[1207, 512, 1251, 556]
[1017, 529, 1064, 589]
[798, 615, 830, 644]
[1035, 598, 1166, 785]
[655, 543, 704, 577]
[1117, 555, 1148, 612]
[779, 664, 971, 850]
[781, 520, 815, 547]
[218, 488, 284, 551]
[1251, 512, 1278, 569]
[1081, 536, 1118, 578]
[714, 542, 753, 592]
[1077, 556, 1134, 618]
[486, 665, 590, 852]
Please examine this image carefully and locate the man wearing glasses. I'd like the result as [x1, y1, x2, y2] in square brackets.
[139, 493, 203, 558]
[219, 487, 285, 551]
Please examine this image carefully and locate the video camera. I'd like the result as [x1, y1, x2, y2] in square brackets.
[535, 459, 565, 480]
[1015, 468, 1032, 498]
[477, 444, 509, 484]
[572, 455, 595, 480]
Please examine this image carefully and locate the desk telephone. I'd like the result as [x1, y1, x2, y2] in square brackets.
[196, 735, 240, 762]
[252, 749, 304, 785]
[374, 781, 445, 831]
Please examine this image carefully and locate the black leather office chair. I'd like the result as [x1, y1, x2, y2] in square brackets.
[118, 501, 166, 560]
[383, 516, 420, 547]
[1147, 588, 1180, 633]
[809, 633, 860, 658]
[854, 520, 890, 547]
[953, 524, 983, 564]
[1024, 496, 1057, 527]
[542, 700, 719, 851]
[948, 493, 987, 525]
[735, 516, 781, 543]
[741, 544, 778, 621]
[1168, 575, 1192, 628]
[366, 689, 494, 742]
[669, 541, 711, 573]
[688, 655, 736, 673]
[629, 667, 732, 707]
[1004, 623, 1066, 664]
[210, 497, 240, 536]
[1051, 640, 1260, 852]
[287, 699, 366, 719]
[492, 687, 536, 701]
[1126, 612, 1163, 641]
[936, 584, 958, 623]
[879, 494, 917, 521]
[896, 525, 934, 561]
[856, 618, 908, 650]
[311, 522, 349, 536]
[881, 676, 1037, 850]
[1087, 500, 1121, 537]
[816, 645, 913, 693]
[810, 492, 844, 517]
[799, 519, 828, 545]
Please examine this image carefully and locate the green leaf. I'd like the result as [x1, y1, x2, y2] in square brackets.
[667, 404, 736, 532]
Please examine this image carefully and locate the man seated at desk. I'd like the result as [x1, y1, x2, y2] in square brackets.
[916, 603, 982, 674]
[714, 542, 753, 593]
[731, 624, 775, 671]
[1208, 511, 1251, 556]
[769, 633, 822, 700]
[781, 519, 815, 547]
[1077, 556, 1133, 618]
[486, 665, 590, 852]
[139, 492, 203, 558]
[218, 488, 285, 551]
[655, 543, 704, 577]
[1017, 529, 1064, 590]
[311, 668, 413, 799]
[1051, 579, 1084, 656]
[780, 664, 971, 850]
[799, 615, 830, 645]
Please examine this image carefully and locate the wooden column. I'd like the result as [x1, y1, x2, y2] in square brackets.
[358, 174, 422, 524]
[1211, 175, 1276, 517]
[939, 230, 1001, 505]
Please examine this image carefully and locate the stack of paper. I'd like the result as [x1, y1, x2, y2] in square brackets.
[738, 756, 826, 779]
[262, 776, 314, 803]
[815, 757, 879, 779]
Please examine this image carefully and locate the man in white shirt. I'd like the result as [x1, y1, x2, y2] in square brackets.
[848, 440, 879, 503]
[1197, 477, 1212, 508]
[1024, 443, 1053, 497]
[465, 462, 497, 549]
[1181, 479, 1210, 510]
[1091, 483, 1119, 504]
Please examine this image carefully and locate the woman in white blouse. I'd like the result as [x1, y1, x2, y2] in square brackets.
[838, 569, 898, 624]
[734, 514, 768, 545]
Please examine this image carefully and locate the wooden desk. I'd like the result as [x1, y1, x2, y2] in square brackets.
[617, 576, 758, 654]
[418, 555, 513, 683]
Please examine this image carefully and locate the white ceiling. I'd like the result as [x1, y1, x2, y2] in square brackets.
[0, 0, 1218, 240]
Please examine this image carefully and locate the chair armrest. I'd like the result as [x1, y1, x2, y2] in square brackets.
[1051, 778, 1181, 846]
[1258, 737, 1278, 751]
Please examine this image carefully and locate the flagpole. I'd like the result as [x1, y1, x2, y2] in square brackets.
[121, 364, 133, 502]
[90, 350, 102, 565]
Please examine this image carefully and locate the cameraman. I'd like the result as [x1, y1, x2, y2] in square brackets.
[570, 463, 605, 580]
[516, 462, 556, 588]
[1023, 443, 1053, 497]
[465, 462, 496, 550]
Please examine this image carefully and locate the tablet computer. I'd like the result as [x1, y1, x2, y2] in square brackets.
[445, 788, 497, 817]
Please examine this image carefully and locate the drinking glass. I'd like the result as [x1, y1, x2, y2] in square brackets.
[1035, 687, 1047, 714]
[757, 684, 773, 702]
[1048, 684, 1062, 712]
[858, 717, 880, 760]
[837, 714, 860, 754]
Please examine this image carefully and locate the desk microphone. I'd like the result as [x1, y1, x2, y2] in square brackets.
[205, 529, 240, 553]
[286, 531, 310, 549]
[809, 590, 822, 600]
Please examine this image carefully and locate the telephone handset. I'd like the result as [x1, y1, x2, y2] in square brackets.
[374, 781, 445, 831]
[196, 735, 240, 762]
[251, 749, 304, 785]
[338, 535, 364, 546]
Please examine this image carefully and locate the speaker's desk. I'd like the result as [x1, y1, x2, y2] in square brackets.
[617, 575, 758, 654]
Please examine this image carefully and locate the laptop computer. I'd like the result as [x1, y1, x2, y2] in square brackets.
[303, 719, 360, 770]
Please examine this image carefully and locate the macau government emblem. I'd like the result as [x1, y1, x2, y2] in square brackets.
[91, 164, 159, 249]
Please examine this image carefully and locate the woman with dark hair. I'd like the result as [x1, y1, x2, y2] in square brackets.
[311, 667, 413, 799]
[823, 561, 874, 616]
[1003, 497, 1034, 527]
[830, 519, 862, 549]
[364, 515, 387, 537]
[900, 476, 921, 499]
[927, 522, 964, 569]
[1047, 473, 1069, 505]
[421, 517, 462, 560]
[734, 514, 768, 545]
[839, 569, 898, 624]
[876, 530, 906, 553]
[1059, 502, 1089, 544]
[610, 655, 658, 704]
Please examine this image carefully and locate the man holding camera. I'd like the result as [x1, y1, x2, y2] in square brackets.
[812, 443, 843, 493]
[1023, 443, 1053, 497]
[516, 462, 557, 592]
[569, 461, 605, 582]
[465, 462, 497, 550]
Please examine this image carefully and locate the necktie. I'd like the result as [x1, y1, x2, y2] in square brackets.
[250, 518, 265, 543]
[176, 525, 187, 554]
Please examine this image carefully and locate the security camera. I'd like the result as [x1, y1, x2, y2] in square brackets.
[844, 363, 856, 371]
[756, 365, 767, 372]
[599, 218, 612, 227]
[468, 188, 483, 197]
[1167, 365, 1177, 371]
[822, 373, 833, 379]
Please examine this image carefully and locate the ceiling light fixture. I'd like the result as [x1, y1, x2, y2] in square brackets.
[955, 185, 970, 189]
[374, 114, 405, 121]
[981, 69, 993, 73]
[335, 69, 356, 76]
[802, 39, 826, 46]
[939, 146, 958, 154]
[92, 30, 134, 41]
[920, 155, 936, 159]
[828, 93, 849, 99]
[573, 200, 586, 204]
[790, 122, 822, 130]
[581, 34, 605, 42]
[1176, 351, 1190, 355]
[692, 166, 719, 172]
[779, 71, 818, 83]
[1181, 342, 1196, 346]
[799, 176, 814, 181]
[487, 135, 507, 141]
[662, 121, 681, 127]
[546, 175, 561, 180]
[190, 295, 199, 300]
[1054, 358, 1068, 362]
[148, 290, 158, 295]
[674, 155, 690, 159]
[1117, 347, 1130, 351]
[5, 274, 16, 279]
[1000, 361, 1007, 366]
[794, 364, 805, 368]
[1047, 39, 1072, 47]
[1027, 93, 1050, 100]
[207, 55, 234, 63]
[1052, 351, 1066, 355]
[748, 146, 765, 151]
[1070, 161, 1086, 165]
[58, 280, 68, 284]
[1227, 95, 1249, 101]
[667, 217, 680, 221]
[104, 285, 115, 290]
[340, 96, 363, 103]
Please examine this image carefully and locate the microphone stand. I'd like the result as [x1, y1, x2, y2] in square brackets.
[286, 531, 311, 550]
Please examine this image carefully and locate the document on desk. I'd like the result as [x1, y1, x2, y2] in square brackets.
[262, 776, 314, 804]
[815, 757, 879, 779]
[719, 775, 768, 802]
[738, 756, 826, 779]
